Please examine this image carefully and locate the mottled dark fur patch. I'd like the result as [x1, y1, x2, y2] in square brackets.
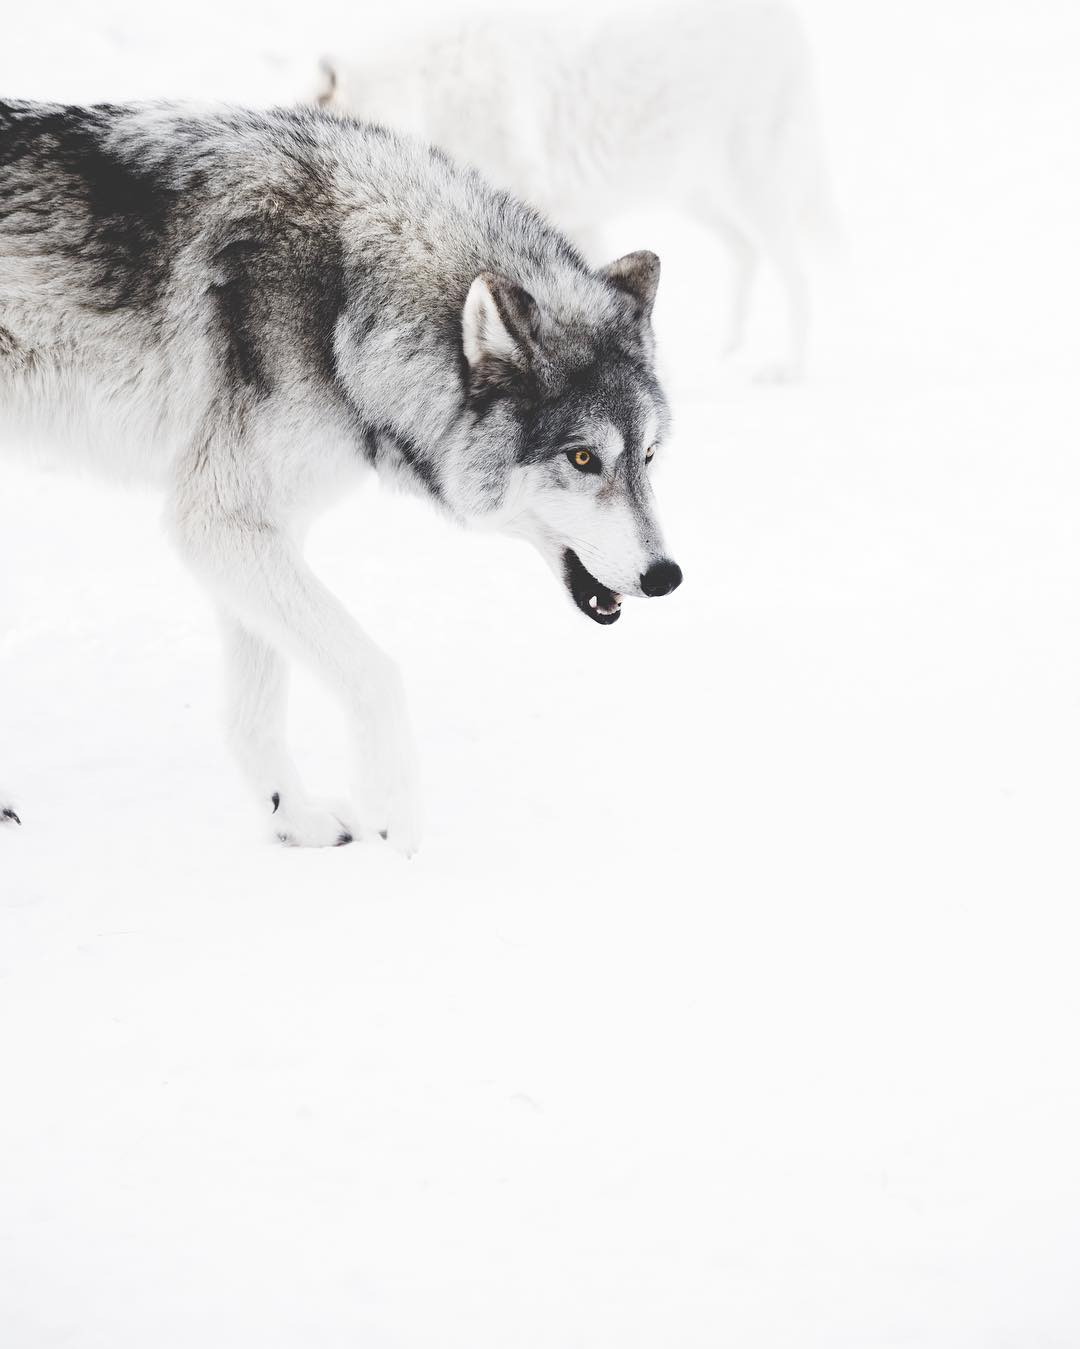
[209, 234, 269, 394]
[1, 101, 348, 393]
[0, 100, 181, 311]
[361, 423, 445, 502]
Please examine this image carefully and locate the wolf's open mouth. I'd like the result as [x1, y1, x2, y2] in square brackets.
[562, 549, 623, 625]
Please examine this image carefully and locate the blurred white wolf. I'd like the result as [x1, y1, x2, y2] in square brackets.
[314, 3, 837, 380]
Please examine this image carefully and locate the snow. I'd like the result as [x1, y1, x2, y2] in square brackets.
[2, 2, 1079, 1345]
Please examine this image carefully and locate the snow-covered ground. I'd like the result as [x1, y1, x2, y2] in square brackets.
[2, 2, 1079, 1345]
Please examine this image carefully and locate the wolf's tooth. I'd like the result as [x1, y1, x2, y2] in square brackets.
[589, 595, 598, 608]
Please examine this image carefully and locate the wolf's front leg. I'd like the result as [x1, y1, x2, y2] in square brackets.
[174, 513, 422, 855]
[221, 615, 354, 848]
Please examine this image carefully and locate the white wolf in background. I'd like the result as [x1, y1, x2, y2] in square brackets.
[314, 3, 838, 381]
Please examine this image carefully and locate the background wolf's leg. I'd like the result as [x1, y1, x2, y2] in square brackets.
[220, 613, 353, 848]
[713, 171, 810, 381]
[710, 216, 761, 356]
[738, 191, 809, 382]
[175, 514, 421, 855]
[755, 214, 810, 383]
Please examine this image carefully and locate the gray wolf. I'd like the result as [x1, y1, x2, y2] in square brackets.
[0, 100, 682, 850]
[314, 2, 838, 381]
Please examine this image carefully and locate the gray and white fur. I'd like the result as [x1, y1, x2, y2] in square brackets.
[0, 100, 682, 849]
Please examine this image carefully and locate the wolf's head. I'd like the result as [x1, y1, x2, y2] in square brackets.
[459, 250, 682, 625]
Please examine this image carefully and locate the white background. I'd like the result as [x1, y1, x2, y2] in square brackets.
[2, 2, 1079, 1345]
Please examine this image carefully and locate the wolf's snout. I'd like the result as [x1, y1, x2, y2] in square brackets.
[640, 560, 683, 597]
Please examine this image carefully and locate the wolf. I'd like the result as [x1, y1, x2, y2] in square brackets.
[0, 100, 682, 850]
[313, 3, 837, 381]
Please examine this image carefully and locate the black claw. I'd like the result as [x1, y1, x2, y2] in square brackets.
[379, 829, 388, 841]
[276, 831, 291, 845]
[271, 792, 280, 814]
[2, 808, 21, 825]
[336, 832, 353, 846]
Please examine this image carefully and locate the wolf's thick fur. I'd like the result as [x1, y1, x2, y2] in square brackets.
[0, 100, 680, 847]
[315, 3, 836, 380]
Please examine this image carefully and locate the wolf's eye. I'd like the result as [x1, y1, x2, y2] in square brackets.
[568, 448, 599, 473]
[645, 445, 655, 462]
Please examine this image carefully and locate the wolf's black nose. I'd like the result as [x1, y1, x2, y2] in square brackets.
[641, 560, 683, 597]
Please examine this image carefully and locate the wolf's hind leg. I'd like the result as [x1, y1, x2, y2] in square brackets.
[175, 512, 421, 855]
[710, 166, 810, 381]
[221, 614, 353, 848]
[753, 213, 809, 383]
[711, 217, 760, 357]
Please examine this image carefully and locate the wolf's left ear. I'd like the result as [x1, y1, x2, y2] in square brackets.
[462, 273, 542, 375]
[599, 250, 661, 322]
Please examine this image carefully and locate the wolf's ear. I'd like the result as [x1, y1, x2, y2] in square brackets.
[462, 273, 542, 375]
[599, 250, 660, 322]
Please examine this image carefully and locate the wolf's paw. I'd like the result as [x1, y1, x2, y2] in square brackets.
[351, 782, 422, 858]
[381, 787, 423, 859]
[270, 793, 354, 849]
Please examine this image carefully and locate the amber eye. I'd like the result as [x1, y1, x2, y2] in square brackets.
[566, 447, 600, 474]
